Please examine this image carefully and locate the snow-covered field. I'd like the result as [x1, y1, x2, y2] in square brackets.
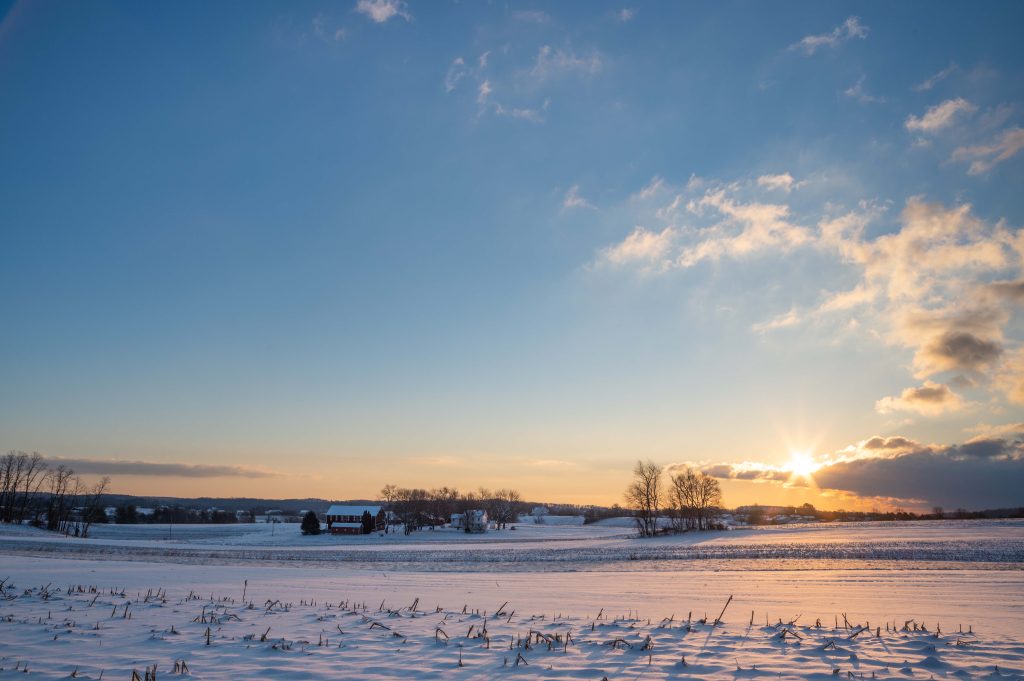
[2, 520, 1022, 679]
[2, 519, 1023, 571]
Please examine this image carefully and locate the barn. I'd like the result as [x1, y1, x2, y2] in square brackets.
[324, 505, 386, 535]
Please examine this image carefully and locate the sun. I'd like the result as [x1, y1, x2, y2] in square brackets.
[787, 451, 819, 479]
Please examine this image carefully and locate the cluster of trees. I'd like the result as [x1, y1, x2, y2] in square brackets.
[378, 485, 524, 534]
[625, 460, 723, 537]
[0, 451, 109, 537]
[110, 505, 241, 525]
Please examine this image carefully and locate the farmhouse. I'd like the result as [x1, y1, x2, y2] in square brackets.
[450, 509, 489, 533]
[324, 505, 386, 535]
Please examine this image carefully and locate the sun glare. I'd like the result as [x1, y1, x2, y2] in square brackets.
[787, 451, 819, 479]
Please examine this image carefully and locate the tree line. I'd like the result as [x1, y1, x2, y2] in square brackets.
[378, 485, 525, 534]
[111, 505, 242, 524]
[625, 459, 723, 537]
[0, 451, 110, 537]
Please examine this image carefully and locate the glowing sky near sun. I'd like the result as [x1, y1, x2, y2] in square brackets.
[1, 1, 1023, 510]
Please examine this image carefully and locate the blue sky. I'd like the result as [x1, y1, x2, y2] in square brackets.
[2, 1, 1023, 508]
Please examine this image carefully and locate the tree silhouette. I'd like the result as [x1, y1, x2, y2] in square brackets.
[301, 510, 321, 535]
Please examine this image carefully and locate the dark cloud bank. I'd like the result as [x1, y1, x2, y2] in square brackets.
[694, 433, 1024, 509]
[43, 458, 277, 479]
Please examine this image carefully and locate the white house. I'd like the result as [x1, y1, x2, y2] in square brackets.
[450, 509, 488, 533]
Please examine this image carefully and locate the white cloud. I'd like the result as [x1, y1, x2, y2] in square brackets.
[789, 16, 868, 55]
[756, 173, 796, 193]
[752, 308, 800, 333]
[445, 42, 591, 124]
[875, 381, 966, 415]
[600, 175, 1024, 411]
[904, 98, 977, 134]
[635, 176, 665, 200]
[994, 347, 1024, 405]
[355, 0, 410, 24]
[618, 8, 635, 22]
[951, 126, 1024, 175]
[598, 226, 675, 267]
[655, 194, 683, 220]
[563, 185, 596, 210]
[444, 57, 466, 93]
[914, 63, 959, 92]
[817, 283, 876, 312]
[676, 191, 811, 267]
[494, 100, 547, 123]
[477, 80, 492, 106]
[965, 421, 1024, 439]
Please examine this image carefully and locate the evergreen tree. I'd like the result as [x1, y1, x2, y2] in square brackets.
[301, 510, 321, 535]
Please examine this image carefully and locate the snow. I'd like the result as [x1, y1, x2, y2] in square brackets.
[1, 519, 1022, 679]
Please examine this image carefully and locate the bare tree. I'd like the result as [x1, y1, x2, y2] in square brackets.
[46, 465, 77, 533]
[392, 487, 430, 534]
[80, 476, 110, 538]
[488, 488, 523, 528]
[379, 484, 398, 505]
[0, 451, 48, 525]
[668, 467, 722, 531]
[379, 484, 399, 532]
[430, 487, 460, 527]
[625, 460, 662, 537]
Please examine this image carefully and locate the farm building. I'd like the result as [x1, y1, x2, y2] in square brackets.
[450, 509, 489, 533]
[324, 505, 386, 535]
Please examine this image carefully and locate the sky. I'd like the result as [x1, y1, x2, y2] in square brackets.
[2, 0, 1024, 511]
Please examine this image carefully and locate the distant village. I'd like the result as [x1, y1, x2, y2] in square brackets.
[3, 451, 1022, 539]
[84, 499, 1024, 538]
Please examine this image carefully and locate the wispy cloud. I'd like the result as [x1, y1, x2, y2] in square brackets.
[904, 98, 977, 133]
[599, 174, 1024, 412]
[756, 172, 796, 193]
[494, 99, 548, 123]
[914, 63, 960, 92]
[563, 185, 596, 210]
[752, 308, 800, 333]
[444, 43, 592, 124]
[994, 347, 1024, 405]
[844, 76, 884, 104]
[311, 14, 347, 42]
[477, 79, 492, 106]
[603, 180, 812, 271]
[355, 0, 410, 24]
[635, 176, 665, 200]
[444, 57, 466, 93]
[789, 16, 868, 55]
[675, 190, 811, 267]
[618, 8, 635, 22]
[42, 457, 280, 478]
[597, 226, 675, 268]
[530, 45, 601, 82]
[951, 126, 1024, 175]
